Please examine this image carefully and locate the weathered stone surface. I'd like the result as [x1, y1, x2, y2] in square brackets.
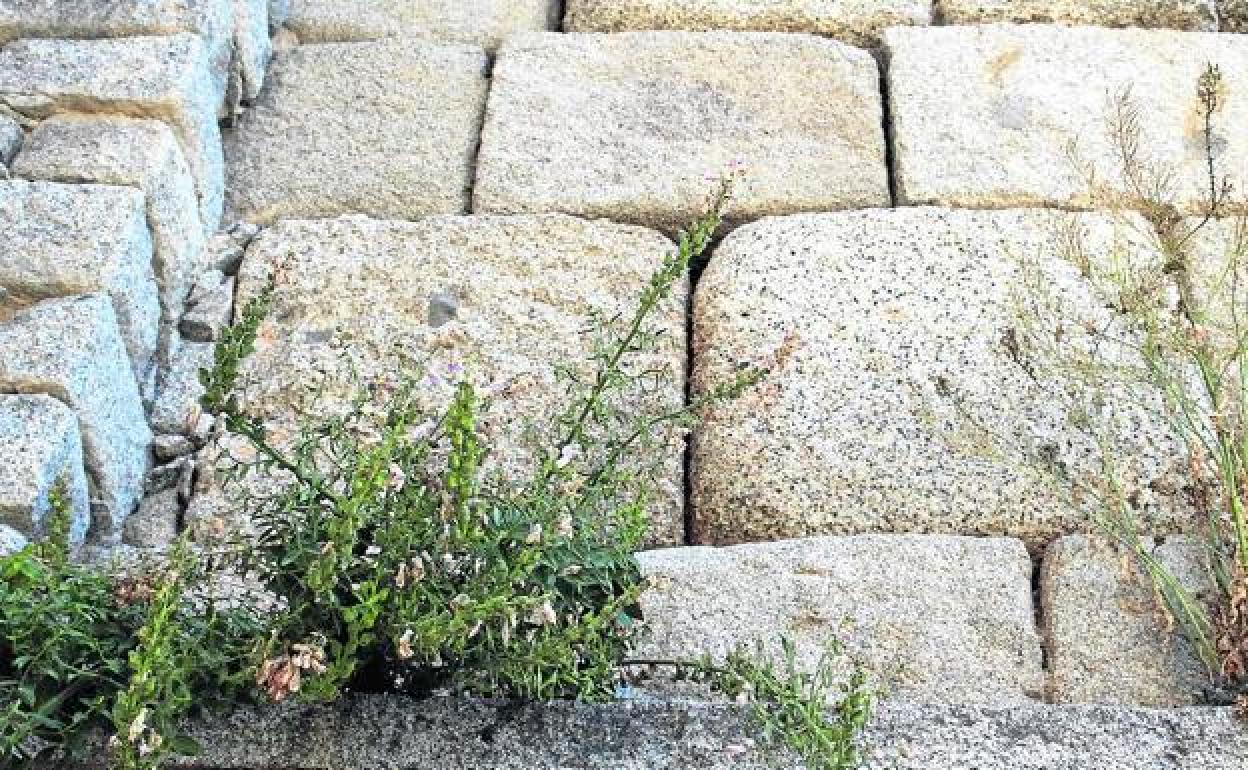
[0, 180, 161, 391]
[0, 112, 20, 165]
[204, 221, 260, 275]
[936, 0, 1217, 29]
[865, 703, 1247, 770]
[153, 434, 196, 462]
[232, 0, 272, 103]
[145, 456, 195, 505]
[14, 116, 207, 318]
[146, 459, 187, 497]
[220, 214, 686, 545]
[0, 34, 227, 231]
[287, 0, 558, 50]
[123, 488, 180, 547]
[1041, 534, 1210, 706]
[204, 235, 246, 277]
[884, 25, 1248, 212]
[224, 40, 487, 225]
[565, 0, 931, 48]
[134, 697, 1248, 769]
[0, 523, 25, 555]
[269, 0, 290, 28]
[1224, 0, 1248, 31]
[175, 455, 197, 504]
[0, 296, 152, 539]
[150, 338, 216, 437]
[474, 32, 889, 234]
[180, 271, 235, 342]
[0, 0, 234, 104]
[184, 481, 235, 543]
[0, 394, 90, 545]
[691, 208, 1187, 545]
[637, 535, 1042, 704]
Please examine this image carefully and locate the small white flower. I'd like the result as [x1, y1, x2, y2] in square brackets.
[386, 463, 406, 490]
[365, 544, 382, 557]
[138, 731, 163, 757]
[501, 612, 515, 645]
[555, 514, 574, 538]
[527, 600, 557, 627]
[127, 708, 149, 743]
[407, 420, 436, 442]
[556, 444, 582, 469]
[525, 523, 543, 545]
[397, 629, 414, 660]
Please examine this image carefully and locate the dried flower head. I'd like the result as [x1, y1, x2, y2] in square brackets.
[256, 655, 301, 702]
[114, 576, 157, 606]
[527, 599, 557, 627]
[525, 522, 543, 545]
[397, 629, 414, 661]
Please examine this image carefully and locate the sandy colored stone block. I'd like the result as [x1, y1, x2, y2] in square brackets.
[127, 697, 1248, 769]
[124, 488, 181, 547]
[565, 0, 931, 48]
[234, 0, 272, 103]
[885, 25, 1248, 212]
[691, 208, 1188, 546]
[287, 0, 558, 50]
[0, 180, 160, 392]
[269, 0, 290, 28]
[180, 271, 235, 342]
[14, 116, 207, 318]
[223, 40, 487, 225]
[474, 31, 889, 234]
[0, 524, 25, 556]
[0, 112, 20, 166]
[0, 0, 234, 104]
[150, 338, 216, 437]
[218, 214, 687, 545]
[0, 0, 269, 113]
[0, 34, 226, 232]
[637, 534, 1043, 704]
[1041, 534, 1209, 705]
[0, 296, 152, 539]
[936, 0, 1216, 29]
[0, 394, 90, 545]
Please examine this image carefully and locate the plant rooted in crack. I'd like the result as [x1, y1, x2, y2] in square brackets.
[0, 489, 260, 770]
[625, 637, 874, 770]
[197, 175, 873, 767]
[1017, 64, 1248, 710]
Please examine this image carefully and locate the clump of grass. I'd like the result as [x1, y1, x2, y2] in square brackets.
[0, 177, 873, 770]
[0, 488, 260, 769]
[626, 638, 873, 770]
[1017, 64, 1247, 709]
[196, 176, 872, 764]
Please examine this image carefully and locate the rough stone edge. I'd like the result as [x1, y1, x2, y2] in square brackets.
[67, 697, 1248, 769]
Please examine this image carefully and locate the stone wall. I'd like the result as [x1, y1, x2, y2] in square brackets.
[1, 1, 1246, 765]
